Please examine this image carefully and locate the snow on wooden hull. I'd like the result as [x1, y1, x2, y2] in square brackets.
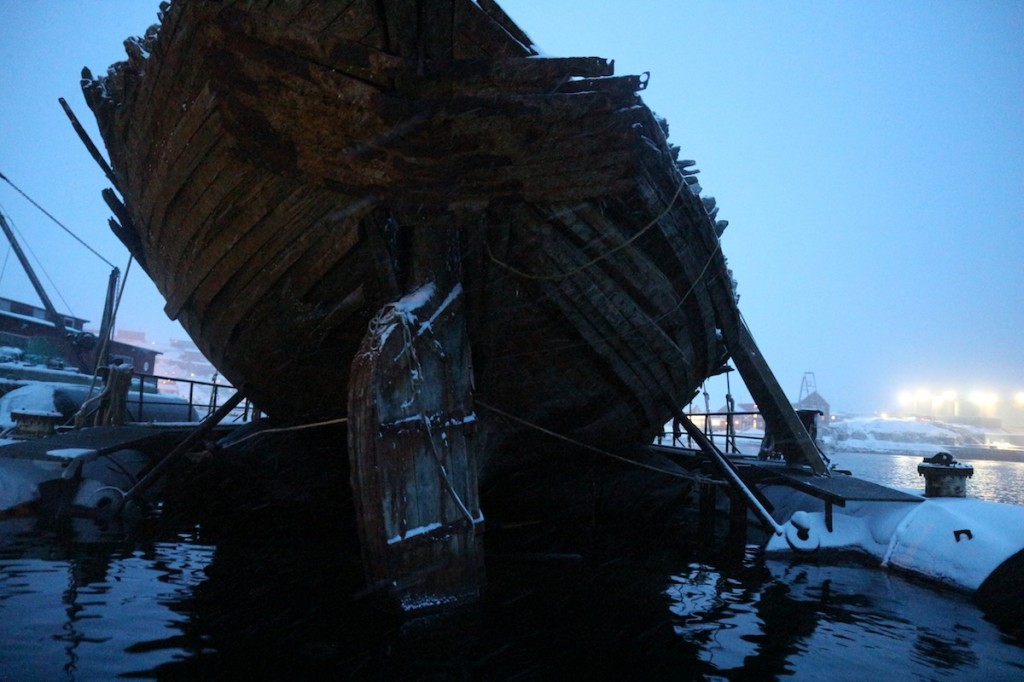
[82, 0, 733, 472]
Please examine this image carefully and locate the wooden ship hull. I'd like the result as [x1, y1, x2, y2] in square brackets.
[80, 0, 806, 605]
[83, 0, 733, 463]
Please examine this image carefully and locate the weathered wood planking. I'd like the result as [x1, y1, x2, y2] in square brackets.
[84, 0, 735, 472]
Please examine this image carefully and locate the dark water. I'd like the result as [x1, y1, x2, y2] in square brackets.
[2, 448, 1023, 680]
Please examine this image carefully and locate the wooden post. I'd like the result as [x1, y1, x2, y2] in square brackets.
[99, 365, 133, 426]
[677, 412, 783, 535]
[73, 365, 134, 428]
[698, 482, 717, 536]
[728, 489, 748, 545]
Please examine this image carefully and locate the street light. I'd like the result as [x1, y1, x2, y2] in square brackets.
[914, 388, 932, 415]
[968, 390, 999, 417]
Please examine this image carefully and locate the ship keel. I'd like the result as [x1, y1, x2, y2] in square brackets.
[347, 230, 483, 610]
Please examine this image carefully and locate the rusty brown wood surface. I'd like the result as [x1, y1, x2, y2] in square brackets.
[83, 0, 733, 475]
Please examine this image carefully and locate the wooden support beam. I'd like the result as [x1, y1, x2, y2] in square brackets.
[693, 232, 830, 476]
[728, 489, 748, 543]
[59, 97, 121, 192]
[724, 318, 830, 475]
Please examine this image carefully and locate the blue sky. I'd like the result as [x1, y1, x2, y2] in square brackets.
[1, 1, 1021, 416]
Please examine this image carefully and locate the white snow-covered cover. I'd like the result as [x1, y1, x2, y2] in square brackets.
[765, 494, 1024, 592]
[0, 383, 63, 429]
[883, 498, 1024, 590]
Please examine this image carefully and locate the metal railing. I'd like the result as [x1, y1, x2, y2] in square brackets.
[127, 371, 257, 424]
[660, 407, 825, 464]
[660, 410, 766, 455]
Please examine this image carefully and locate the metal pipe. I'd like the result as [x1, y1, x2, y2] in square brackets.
[677, 413, 785, 535]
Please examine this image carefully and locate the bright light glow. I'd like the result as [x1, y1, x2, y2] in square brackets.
[898, 391, 913, 406]
[939, 390, 957, 403]
[968, 391, 999, 408]
[914, 388, 931, 402]
[1016, 392, 1024, 406]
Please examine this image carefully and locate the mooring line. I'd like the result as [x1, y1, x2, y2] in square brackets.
[475, 400, 713, 484]
[0, 171, 116, 269]
[224, 416, 349, 448]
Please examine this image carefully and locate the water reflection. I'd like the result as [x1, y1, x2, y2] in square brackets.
[0, 516, 215, 680]
[665, 555, 1024, 680]
[667, 562, 763, 671]
[2, 457, 1024, 679]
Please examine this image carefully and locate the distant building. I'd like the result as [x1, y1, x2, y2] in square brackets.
[712, 402, 761, 431]
[155, 338, 219, 383]
[0, 296, 158, 373]
[114, 330, 223, 405]
[111, 330, 217, 380]
[794, 390, 831, 424]
[0, 296, 86, 334]
[696, 372, 831, 443]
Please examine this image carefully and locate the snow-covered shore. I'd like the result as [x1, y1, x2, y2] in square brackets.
[668, 416, 1024, 463]
[825, 417, 1024, 462]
